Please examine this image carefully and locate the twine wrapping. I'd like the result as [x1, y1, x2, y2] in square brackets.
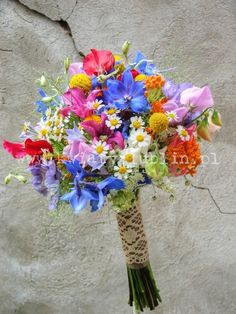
[116, 200, 149, 268]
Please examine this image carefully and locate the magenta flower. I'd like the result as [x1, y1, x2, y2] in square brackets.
[61, 88, 98, 118]
[107, 131, 125, 149]
[80, 114, 111, 138]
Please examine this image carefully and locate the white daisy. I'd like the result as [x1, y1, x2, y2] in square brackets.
[105, 115, 122, 130]
[128, 129, 151, 153]
[90, 99, 105, 111]
[93, 140, 110, 157]
[120, 147, 141, 168]
[130, 116, 144, 129]
[35, 119, 51, 139]
[104, 107, 120, 116]
[166, 111, 178, 123]
[114, 162, 132, 179]
[177, 126, 190, 141]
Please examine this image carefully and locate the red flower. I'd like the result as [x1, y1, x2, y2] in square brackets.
[2, 140, 27, 158]
[83, 49, 115, 76]
[24, 139, 53, 156]
[117, 69, 139, 81]
[2, 139, 53, 159]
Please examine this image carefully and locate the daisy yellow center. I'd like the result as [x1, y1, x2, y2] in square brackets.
[96, 146, 104, 154]
[136, 134, 144, 142]
[46, 120, 52, 126]
[149, 113, 169, 133]
[93, 101, 100, 109]
[54, 128, 61, 136]
[125, 153, 133, 163]
[55, 120, 60, 127]
[110, 118, 119, 126]
[69, 73, 92, 93]
[41, 129, 48, 136]
[107, 108, 116, 115]
[119, 166, 127, 174]
[85, 115, 101, 124]
[180, 129, 188, 137]
[133, 121, 141, 128]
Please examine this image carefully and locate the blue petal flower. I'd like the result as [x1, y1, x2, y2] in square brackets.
[106, 70, 150, 113]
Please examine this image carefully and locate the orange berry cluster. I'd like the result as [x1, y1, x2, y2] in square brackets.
[145, 75, 165, 90]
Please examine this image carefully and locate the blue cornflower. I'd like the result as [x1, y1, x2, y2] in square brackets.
[106, 70, 150, 113]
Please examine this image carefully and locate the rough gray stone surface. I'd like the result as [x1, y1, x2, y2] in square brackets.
[0, 0, 236, 313]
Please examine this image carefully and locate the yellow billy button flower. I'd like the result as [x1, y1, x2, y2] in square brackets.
[149, 112, 169, 133]
[69, 73, 92, 93]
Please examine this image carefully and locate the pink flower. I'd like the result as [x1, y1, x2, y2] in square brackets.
[80, 114, 111, 138]
[180, 86, 214, 111]
[107, 131, 124, 149]
[61, 88, 98, 118]
[83, 49, 115, 76]
[68, 62, 84, 75]
[63, 140, 94, 167]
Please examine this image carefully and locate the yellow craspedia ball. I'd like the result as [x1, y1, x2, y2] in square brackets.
[69, 73, 92, 93]
[149, 113, 169, 133]
[135, 74, 147, 81]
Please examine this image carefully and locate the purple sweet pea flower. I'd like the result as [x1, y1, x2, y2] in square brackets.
[68, 62, 84, 75]
[162, 79, 193, 104]
[180, 85, 214, 112]
[29, 160, 61, 210]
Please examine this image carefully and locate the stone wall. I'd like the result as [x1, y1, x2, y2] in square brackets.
[0, 0, 236, 313]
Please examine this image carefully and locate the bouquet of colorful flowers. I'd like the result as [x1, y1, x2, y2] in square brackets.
[3, 41, 222, 312]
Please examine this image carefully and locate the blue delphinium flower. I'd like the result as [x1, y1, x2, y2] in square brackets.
[35, 88, 58, 119]
[105, 70, 150, 113]
[61, 160, 125, 213]
[133, 51, 158, 75]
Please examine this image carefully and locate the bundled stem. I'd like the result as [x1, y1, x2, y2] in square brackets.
[116, 200, 161, 311]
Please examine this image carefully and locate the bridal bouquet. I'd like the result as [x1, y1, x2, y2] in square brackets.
[3, 41, 222, 312]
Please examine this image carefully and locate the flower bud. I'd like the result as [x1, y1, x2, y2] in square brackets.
[42, 96, 54, 103]
[15, 175, 27, 183]
[122, 41, 131, 56]
[4, 174, 12, 184]
[64, 57, 71, 72]
[197, 119, 212, 142]
[39, 75, 46, 87]
[211, 109, 222, 127]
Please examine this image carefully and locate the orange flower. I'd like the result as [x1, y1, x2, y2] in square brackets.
[165, 137, 202, 176]
[151, 100, 164, 113]
[145, 75, 165, 89]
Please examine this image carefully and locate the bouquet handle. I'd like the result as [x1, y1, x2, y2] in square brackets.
[116, 200, 161, 311]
